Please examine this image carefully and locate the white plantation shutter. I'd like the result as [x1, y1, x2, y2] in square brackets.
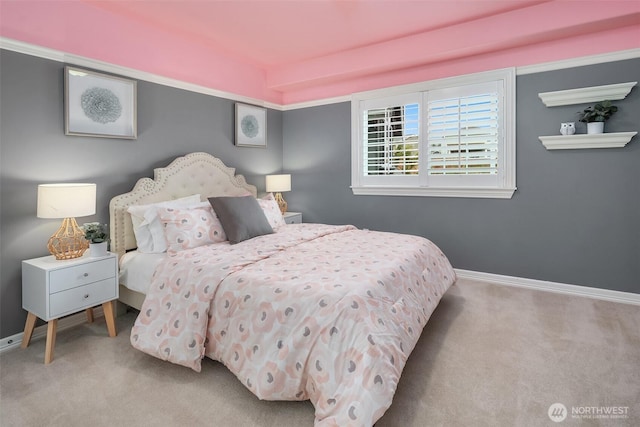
[359, 93, 421, 186]
[351, 68, 515, 198]
[425, 81, 503, 188]
[427, 93, 498, 175]
[364, 106, 419, 175]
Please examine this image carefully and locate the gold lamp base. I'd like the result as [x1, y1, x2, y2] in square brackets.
[47, 217, 89, 260]
[274, 192, 288, 215]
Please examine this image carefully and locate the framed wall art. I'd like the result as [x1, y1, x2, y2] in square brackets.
[235, 103, 267, 148]
[65, 66, 137, 139]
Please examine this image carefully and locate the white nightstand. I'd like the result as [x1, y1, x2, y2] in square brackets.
[21, 253, 119, 364]
[283, 212, 302, 224]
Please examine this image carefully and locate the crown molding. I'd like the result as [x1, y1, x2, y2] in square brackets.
[516, 48, 640, 75]
[2, 37, 639, 111]
[0, 37, 283, 111]
[281, 95, 351, 111]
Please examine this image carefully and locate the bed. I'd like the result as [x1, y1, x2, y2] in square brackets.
[110, 152, 456, 427]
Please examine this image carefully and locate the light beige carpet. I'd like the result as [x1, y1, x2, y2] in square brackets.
[1, 278, 639, 426]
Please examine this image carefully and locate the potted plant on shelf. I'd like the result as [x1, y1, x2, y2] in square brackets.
[577, 100, 618, 134]
[82, 222, 109, 257]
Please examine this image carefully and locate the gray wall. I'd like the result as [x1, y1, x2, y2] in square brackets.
[2, 49, 638, 340]
[283, 59, 640, 294]
[0, 50, 283, 338]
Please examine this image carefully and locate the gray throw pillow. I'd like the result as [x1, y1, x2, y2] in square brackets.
[208, 196, 273, 244]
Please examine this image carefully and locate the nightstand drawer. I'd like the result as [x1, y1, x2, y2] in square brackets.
[49, 258, 115, 293]
[49, 278, 117, 318]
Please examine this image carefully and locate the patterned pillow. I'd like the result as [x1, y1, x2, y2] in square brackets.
[258, 193, 286, 229]
[157, 202, 227, 252]
[127, 194, 201, 253]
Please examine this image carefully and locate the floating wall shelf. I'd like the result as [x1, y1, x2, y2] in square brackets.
[538, 82, 637, 107]
[539, 132, 638, 150]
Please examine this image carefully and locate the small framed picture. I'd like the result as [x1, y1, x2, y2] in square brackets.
[65, 66, 137, 139]
[235, 103, 267, 148]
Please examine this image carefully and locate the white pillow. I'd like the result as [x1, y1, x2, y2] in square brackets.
[127, 194, 201, 253]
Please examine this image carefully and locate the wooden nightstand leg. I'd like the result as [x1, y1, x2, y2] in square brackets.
[44, 319, 58, 364]
[86, 308, 94, 323]
[103, 300, 117, 337]
[21, 312, 37, 349]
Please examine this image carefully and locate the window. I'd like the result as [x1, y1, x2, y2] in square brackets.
[351, 68, 516, 198]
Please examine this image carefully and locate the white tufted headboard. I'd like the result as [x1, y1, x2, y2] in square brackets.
[109, 152, 257, 260]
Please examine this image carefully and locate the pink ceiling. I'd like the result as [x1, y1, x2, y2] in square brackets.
[86, 0, 551, 67]
[1, 0, 639, 106]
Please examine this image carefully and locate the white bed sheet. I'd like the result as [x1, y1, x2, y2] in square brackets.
[118, 251, 166, 294]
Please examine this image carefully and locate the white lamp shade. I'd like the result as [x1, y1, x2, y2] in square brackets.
[37, 183, 96, 218]
[266, 174, 291, 192]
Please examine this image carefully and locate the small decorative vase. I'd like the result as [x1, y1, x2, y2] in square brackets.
[587, 122, 604, 134]
[89, 241, 108, 257]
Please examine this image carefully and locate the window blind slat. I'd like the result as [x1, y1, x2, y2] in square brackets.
[426, 90, 499, 176]
[364, 103, 420, 176]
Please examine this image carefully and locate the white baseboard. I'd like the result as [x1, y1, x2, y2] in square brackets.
[454, 269, 640, 306]
[0, 307, 105, 354]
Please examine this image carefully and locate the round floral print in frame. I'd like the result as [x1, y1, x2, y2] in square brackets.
[64, 66, 137, 139]
[241, 114, 259, 138]
[81, 87, 123, 124]
[235, 103, 267, 147]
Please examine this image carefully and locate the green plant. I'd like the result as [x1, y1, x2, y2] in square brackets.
[577, 100, 618, 123]
[82, 222, 109, 243]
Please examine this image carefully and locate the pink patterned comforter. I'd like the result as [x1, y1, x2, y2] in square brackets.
[131, 224, 455, 426]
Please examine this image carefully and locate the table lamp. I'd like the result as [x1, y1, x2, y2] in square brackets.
[37, 183, 96, 260]
[266, 174, 291, 214]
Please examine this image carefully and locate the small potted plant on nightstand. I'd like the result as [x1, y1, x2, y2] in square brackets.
[577, 100, 618, 134]
[82, 222, 109, 257]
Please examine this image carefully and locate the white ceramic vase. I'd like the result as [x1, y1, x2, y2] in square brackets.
[587, 122, 604, 134]
[89, 241, 108, 257]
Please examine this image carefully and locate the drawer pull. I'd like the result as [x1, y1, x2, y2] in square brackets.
[83, 273, 89, 277]
[84, 294, 90, 299]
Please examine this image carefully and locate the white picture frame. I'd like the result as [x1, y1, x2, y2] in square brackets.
[235, 103, 267, 148]
[65, 66, 137, 139]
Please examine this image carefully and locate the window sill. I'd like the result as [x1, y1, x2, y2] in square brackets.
[351, 186, 516, 199]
